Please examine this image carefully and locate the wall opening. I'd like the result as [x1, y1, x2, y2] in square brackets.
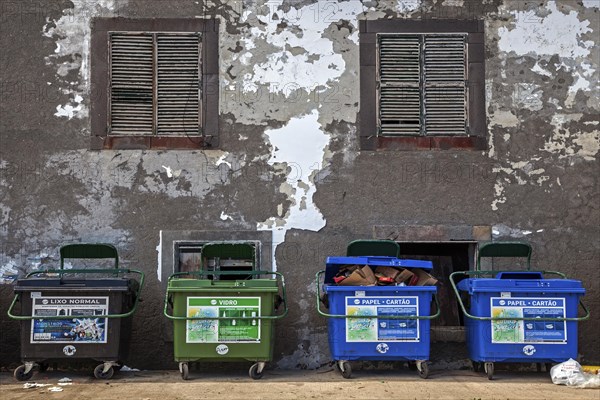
[398, 241, 476, 341]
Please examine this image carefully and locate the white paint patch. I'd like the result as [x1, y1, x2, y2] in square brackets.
[491, 182, 506, 211]
[492, 224, 539, 239]
[161, 165, 181, 179]
[442, 0, 464, 6]
[490, 109, 520, 128]
[396, 0, 422, 15]
[566, 72, 591, 107]
[156, 230, 162, 282]
[583, 0, 600, 8]
[220, 212, 233, 221]
[544, 113, 599, 160]
[531, 62, 552, 77]
[257, 110, 330, 271]
[0, 260, 19, 284]
[491, 161, 552, 210]
[54, 104, 83, 120]
[216, 153, 232, 168]
[498, 2, 593, 59]
[242, 1, 365, 95]
[512, 83, 543, 111]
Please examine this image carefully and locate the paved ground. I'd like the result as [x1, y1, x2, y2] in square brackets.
[1, 367, 598, 400]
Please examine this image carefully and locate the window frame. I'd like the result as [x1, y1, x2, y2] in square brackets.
[359, 19, 486, 151]
[91, 18, 219, 150]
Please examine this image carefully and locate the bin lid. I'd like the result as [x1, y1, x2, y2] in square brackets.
[346, 240, 400, 257]
[477, 241, 532, 270]
[324, 256, 432, 285]
[167, 278, 278, 292]
[325, 285, 436, 293]
[14, 278, 131, 292]
[456, 277, 585, 294]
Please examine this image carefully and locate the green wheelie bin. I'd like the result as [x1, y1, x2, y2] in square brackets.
[164, 243, 287, 380]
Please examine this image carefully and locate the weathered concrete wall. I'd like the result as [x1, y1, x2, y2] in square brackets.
[1, 0, 598, 369]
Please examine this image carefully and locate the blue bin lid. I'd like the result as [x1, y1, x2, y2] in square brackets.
[324, 256, 433, 285]
[457, 277, 585, 294]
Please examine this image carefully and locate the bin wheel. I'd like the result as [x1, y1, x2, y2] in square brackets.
[249, 363, 263, 380]
[472, 361, 481, 372]
[418, 362, 430, 379]
[339, 361, 352, 379]
[181, 363, 189, 380]
[484, 362, 494, 380]
[94, 364, 114, 380]
[14, 365, 34, 381]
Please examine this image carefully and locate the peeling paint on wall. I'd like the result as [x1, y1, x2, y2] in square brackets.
[257, 110, 329, 270]
[498, 2, 593, 59]
[43, 0, 124, 120]
[156, 230, 162, 282]
[395, 0, 423, 15]
[544, 114, 600, 160]
[497, 1, 596, 109]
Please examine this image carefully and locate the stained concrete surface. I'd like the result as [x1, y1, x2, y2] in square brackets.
[1, 368, 599, 400]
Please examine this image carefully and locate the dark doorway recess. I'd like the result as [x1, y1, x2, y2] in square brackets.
[399, 241, 476, 340]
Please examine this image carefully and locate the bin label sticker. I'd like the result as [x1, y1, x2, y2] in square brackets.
[63, 345, 77, 356]
[30, 296, 109, 344]
[345, 296, 420, 342]
[215, 344, 229, 355]
[490, 297, 567, 344]
[186, 297, 261, 343]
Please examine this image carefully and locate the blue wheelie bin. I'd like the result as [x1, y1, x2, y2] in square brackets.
[450, 242, 590, 380]
[316, 255, 439, 379]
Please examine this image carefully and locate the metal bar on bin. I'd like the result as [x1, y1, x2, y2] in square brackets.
[315, 270, 441, 320]
[163, 270, 288, 321]
[7, 268, 145, 321]
[449, 270, 590, 322]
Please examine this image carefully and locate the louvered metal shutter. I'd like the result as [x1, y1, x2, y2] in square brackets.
[378, 35, 421, 136]
[157, 33, 201, 135]
[110, 33, 154, 135]
[377, 34, 467, 136]
[423, 35, 467, 136]
[109, 32, 201, 136]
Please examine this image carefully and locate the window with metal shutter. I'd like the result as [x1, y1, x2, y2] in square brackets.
[109, 32, 201, 136]
[377, 33, 467, 137]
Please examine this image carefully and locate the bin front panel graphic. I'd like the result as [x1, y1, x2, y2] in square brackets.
[31, 296, 109, 344]
[490, 297, 567, 344]
[345, 296, 420, 342]
[14, 279, 133, 362]
[326, 286, 435, 361]
[186, 297, 261, 343]
[458, 278, 585, 363]
[169, 280, 278, 362]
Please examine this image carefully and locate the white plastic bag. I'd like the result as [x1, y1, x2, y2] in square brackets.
[551, 359, 600, 389]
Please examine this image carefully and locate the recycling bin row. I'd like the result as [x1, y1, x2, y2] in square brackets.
[7, 241, 590, 382]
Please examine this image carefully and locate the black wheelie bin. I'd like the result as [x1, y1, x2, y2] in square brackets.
[7, 244, 144, 380]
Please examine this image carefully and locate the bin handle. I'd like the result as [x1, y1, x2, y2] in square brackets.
[315, 270, 441, 320]
[163, 270, 288, 321]
[449, 270, 590, 322]
[7, 268, 145, 320]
